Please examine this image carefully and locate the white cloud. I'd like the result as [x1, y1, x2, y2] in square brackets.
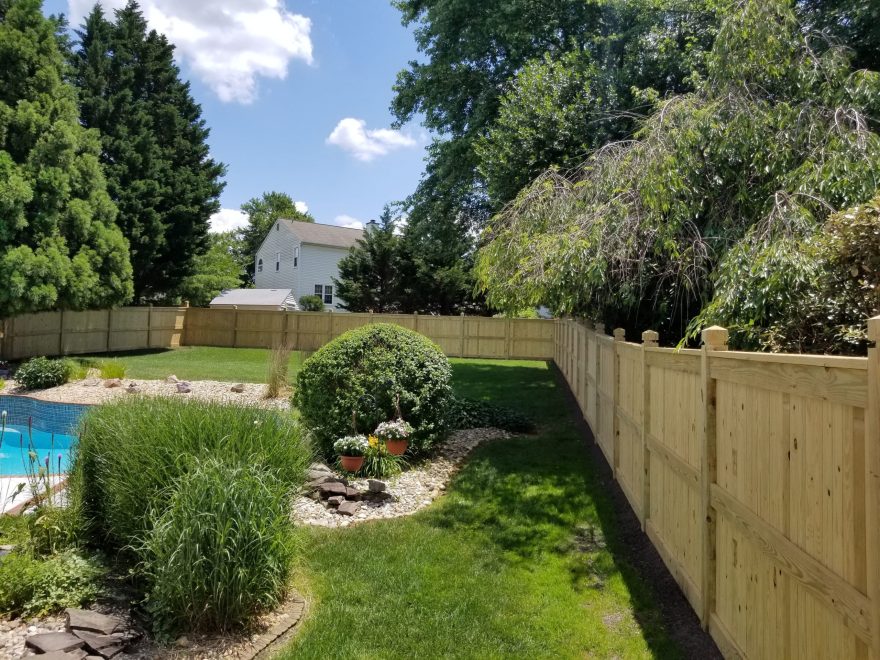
[68, 0, 314, 104]
[334, 214, 364, 230]
[209, 208, 248, 233]
[294, 200, 309, 214]
[326, 118, 416, 162]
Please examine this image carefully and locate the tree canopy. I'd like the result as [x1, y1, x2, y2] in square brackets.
[334, 207, 401, 312]
[477, 0, 880, 350]
[172, 232, 242, 307]
[0, 0, 133, 315]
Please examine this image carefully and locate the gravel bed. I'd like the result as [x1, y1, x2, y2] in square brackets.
[292, 427, 511, 528]
[0, 615, 66, 659]
[2, 378, 289, 409]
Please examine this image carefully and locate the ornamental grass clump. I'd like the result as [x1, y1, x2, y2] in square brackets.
[295, 324, 452, 456]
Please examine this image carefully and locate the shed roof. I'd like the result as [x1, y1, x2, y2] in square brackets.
[282, 219, 364, 249]
[209, 288, 295, 308]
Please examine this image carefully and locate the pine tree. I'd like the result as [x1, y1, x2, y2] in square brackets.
[0, 0, 133, 314]
[334, 207, 401, 312]
[72, 1, 225, 301]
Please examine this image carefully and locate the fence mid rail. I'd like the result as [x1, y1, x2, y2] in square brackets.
[555, 317, 880, 660]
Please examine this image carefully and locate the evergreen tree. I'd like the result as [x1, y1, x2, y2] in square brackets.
[0, 0, 132, 315]
[73, 2, 225, 301]
[334, 207, 401, 312]
[235, 191, 313, 285]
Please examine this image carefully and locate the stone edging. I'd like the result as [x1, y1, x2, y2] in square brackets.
[246, 595, 307, 659]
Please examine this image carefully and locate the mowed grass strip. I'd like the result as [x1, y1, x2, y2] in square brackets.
[281, 360, 680, 659]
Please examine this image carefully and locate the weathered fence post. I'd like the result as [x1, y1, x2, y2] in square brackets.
[612, 328, 625, 475]
[699, 325, 727, 630]
[460, 312, 466, 358]
[58, 309, 65, 356]
[594, 323, 604, 436]
[641, 329, 658, 530]
[866, 316, 880, 659]
[232, 306, 239, 348]
[146, 304, 153, 349]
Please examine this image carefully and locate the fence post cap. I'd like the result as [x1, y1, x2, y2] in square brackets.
[642, 330, 659, 346]
[595, 322, 605, 334]
[613, 328, 626, 341]
[868, 315, 880, 342]
[701, 325, 729, 350]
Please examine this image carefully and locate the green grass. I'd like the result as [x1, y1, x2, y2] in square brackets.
[280, 359, 680, 659]
[72, 347, 306, 383]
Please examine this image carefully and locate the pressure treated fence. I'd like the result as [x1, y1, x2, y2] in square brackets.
[0, 307, 555, 360]
[556, 317, 880, 660]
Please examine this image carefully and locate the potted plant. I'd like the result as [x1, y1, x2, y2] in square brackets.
[334, 435, 369, 472]
[375, 419, 414, 456]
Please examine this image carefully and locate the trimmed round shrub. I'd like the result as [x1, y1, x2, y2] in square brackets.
[294, 323, 452, 455]
[15, 357, 69, 390]
[71, 397, 311, 553]
[140, 459, 295, 636]
[298, 294, 325, 311]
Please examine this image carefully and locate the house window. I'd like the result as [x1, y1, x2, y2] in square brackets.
[293, 246, 299, 268]
[275, 251, 281, 271]
[257, 258, 263, 273]
[314, 284, 333, 304]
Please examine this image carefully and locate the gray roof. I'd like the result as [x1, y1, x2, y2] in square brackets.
[209, 288, 296, 308]
[282, 219, 364, 249]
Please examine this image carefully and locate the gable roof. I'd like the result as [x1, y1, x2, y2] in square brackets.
[209, 288, 297, 309]
[281, 219, 364, 249]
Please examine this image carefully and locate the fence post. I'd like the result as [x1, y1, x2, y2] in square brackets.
[282, 311, 290, 347]
[866, 316, 880, 660]
[460, 312, 465, 358]
[146, 304, 153, 349]
[106, 308, 113, 352]
[58, 309, 65, 356]
[699, 325, 727, 630]
[612, 328, 625, 475]
[413, 312, 419, 334]
[641, 330, 658, 530]
[594, 323, 604, 438]
[505, 317, 512, 359]
[232, 306, 239, 348]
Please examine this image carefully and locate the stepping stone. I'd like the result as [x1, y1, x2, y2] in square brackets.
[66, 608, 123, 635]
[73, 630, 123, 651]
[30, 651, 88, 660]
[317, 482, 347, 499]
[326, 496, 345, 508]
[367, 479, 387, 493]
[344, 487, 362, 500]
[337, 501, 361, 516]
[26, 631, 86, 654]
[307, 475, 336, 488]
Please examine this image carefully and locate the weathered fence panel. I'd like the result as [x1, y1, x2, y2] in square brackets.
[554, 317, 880, 660]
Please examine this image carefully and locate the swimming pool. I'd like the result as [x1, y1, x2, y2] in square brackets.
[0, 396, 87, 476]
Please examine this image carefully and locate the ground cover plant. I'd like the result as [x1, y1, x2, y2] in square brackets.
[295, 324, 453, 456]
[70, 397, 311, 636]
[281, 359, 684, 658]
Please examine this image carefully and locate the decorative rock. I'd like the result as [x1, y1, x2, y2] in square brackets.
[309, 462, 333, 474]
[125, 383, 140, 394]
[102, 379, 121, 388]
[306, 475, 336, 488]
[337, 501, 361, 516]
[344, 487, 362, 500]
[165, 374, 180, 383]
[65, 608, 122, 636]
[230, 383, 246, 393]
[367, 479, 387, 493]
[25, 631, 85, 653]
[326, 496, 345, 508]
[176, 382, 192, 394]
[73, 630, 121, 650]
[175, 635, 192, 648]
[30, 651, 88, 660]
[317, 482, 347, 499]
[82, 378, 100, 387]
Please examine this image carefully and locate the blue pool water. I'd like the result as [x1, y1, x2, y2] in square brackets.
[0, 395, 87, 476]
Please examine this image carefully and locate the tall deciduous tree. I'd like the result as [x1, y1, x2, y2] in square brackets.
[73, 1, 225, 301]
[0, 0, 133, 315]
[235, 191, 313, 285]
[172, 232, 243, 307]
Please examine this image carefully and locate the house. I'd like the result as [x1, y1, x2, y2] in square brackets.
[254, 219, 365, 311]
[209, 288, 297, 311]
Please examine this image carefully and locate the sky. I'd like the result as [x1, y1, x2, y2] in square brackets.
[44, 0, 427, 232]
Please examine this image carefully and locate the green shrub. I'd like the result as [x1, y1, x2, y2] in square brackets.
[294, 324, 453, 456]
[71, 397, 311, 554]
[15, 357, 69, 390]
[62, 359, 89, 381]
[141, 459, 295, 637]
[299, 294, 325, 311]
[0, 551, 103, 617]
[98, 359, 126, 379]
[447, 396, 536, 433]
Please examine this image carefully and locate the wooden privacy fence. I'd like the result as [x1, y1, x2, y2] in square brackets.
[0, 307, 555, 360]
[555, 318, 880, 660]
[182, 308, 555, 359]
[0, 307, 187, 360]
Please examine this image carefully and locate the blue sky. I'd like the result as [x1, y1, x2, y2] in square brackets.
[45, 0, 427, 232]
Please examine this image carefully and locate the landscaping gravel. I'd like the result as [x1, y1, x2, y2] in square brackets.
[292, 427, 512, 528]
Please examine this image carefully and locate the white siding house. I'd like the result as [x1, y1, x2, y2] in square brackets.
[254, 220, 364, 311]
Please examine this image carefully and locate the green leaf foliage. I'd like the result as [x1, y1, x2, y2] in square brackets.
[15, 356, 70, 390]
[0, 0, 133, 314]
[72, 1, 225, 300]
[297, 294, 324, 312]
[172, 231, 243, 307]
[294, 324, 453, 456]
[477, 0, 880, 347]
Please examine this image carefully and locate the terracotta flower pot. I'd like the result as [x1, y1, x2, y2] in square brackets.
[385, 439, 409, 456]
[340, 455, 364, 473]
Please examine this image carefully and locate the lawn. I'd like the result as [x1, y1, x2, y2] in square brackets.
[281, 358, 681, 659]
[72, 346, 305, 383]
